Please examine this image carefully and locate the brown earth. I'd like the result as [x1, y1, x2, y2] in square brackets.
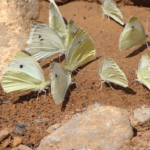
[0, 1, 150, 149]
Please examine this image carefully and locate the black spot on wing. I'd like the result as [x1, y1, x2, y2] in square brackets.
[20, 64, 23, 68]
[55, 74, 58, 77]
[39, 35, 41, 38]
[131, 26, 134, 29]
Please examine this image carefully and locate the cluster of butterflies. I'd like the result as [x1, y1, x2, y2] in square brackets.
[1, 0, 150, 105]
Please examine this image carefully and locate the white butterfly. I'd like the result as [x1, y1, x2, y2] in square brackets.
[119, 16, 148, 51]
[50, 62, 71, 105]
[136, 53, 150, 90]
[49, 0, 67, 39]
[1, 50, 51, 93]
[25, 22, 65, 61]
[99, 57, 128, 90]
[65, 28, 96, 72]
[101, 0, 124, 25]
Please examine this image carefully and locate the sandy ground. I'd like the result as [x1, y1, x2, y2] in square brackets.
[0, 1, 150, 149]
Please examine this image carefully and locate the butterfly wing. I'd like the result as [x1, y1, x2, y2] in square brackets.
[119, 16, 148, 51]
[65, 28, 96, 72]
[49, 0, 67, 39]
[101, 0, 124, 25]
[26, 22, 65, 61]
[137, 67, 150, 90]
[138, 53, 150, 71]
[65, 20, 79, 51]
[50, 62, 71, 105]
[99, 57, 128, 87]
[1, 51, 51, 93]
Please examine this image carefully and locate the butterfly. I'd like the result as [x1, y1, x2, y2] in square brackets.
[119, 16, 148, 51]
[50, 62, 71, 105]
[99, 57, 128, 90]
[49, 0, 67, 39]
[101, 0, 124, 25]
[65, 28, 96, 72]
[136, 53, 150, 90]
[1, 50, 51, 93]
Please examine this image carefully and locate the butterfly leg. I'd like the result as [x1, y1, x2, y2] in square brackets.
[108, 82, 114, 90]
[101, 13, 105, 22]
[100, 80, 105, 91]
[42, 90, 46, 102]
[145, 43, 150, 51]
[107, 16, 110, 23]
[37, 91, 40, 100]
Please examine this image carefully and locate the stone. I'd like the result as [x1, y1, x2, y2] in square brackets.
[0, 0, 40, 80]
[17, 144, 32, 150]
[0, 130, 10, 142]
[134, 106, 150, 123]
[13, 127, 27, 136]
[12, 137, 22, 147]
[37, 106, 133, 150]
[47, 123, 61, 134]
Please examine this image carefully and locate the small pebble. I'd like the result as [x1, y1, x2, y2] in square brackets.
[13, 127, 27, 136]
[14, 123, 27, 128]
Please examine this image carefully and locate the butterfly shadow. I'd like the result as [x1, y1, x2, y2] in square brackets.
[13, 89, 50, 104]
[41, 54, 65, 69]
[105, 83, 136, 95]
[126, 42, 150, 58]
[61, 83, 76, 111]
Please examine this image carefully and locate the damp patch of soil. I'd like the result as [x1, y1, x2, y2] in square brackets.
[0, 1, 150, 149]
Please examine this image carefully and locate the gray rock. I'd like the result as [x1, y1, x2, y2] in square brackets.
[134, 106, 150, 123]
[37, 106, 133, 150]
[0, 130, 10, 142]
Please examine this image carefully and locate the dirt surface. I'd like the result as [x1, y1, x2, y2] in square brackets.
[0, 1, 150, 149]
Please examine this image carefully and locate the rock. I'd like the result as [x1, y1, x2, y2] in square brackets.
[17, 144, 32, 150]
[12, 137, 22, 147]
[0, 139, 11, 148]
[13, 127, 27, 136]
[37, 106, 133, 150]
[0, 0, 40, 80]
[134, 106, 150, 123]
[47, 123, 61, 134]
[0, 130, 10, 142]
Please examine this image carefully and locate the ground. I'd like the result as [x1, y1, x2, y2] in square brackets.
[0, 1, 150, 149]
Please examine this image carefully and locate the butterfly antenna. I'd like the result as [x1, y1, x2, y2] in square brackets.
[71, 13, 76, 20]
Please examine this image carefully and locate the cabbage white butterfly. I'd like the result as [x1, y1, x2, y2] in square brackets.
[49, 0, 67, 39]
[136, 53, 150, 90]
[101, 0, 124, 25]
[50, 62, 71, 105]
[119, 16, 148, 51]
[26, 22, 65, 61]
[65, 28, 96, 72]
[1, 50, 51, 93]
[99, 57, 128, 89]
